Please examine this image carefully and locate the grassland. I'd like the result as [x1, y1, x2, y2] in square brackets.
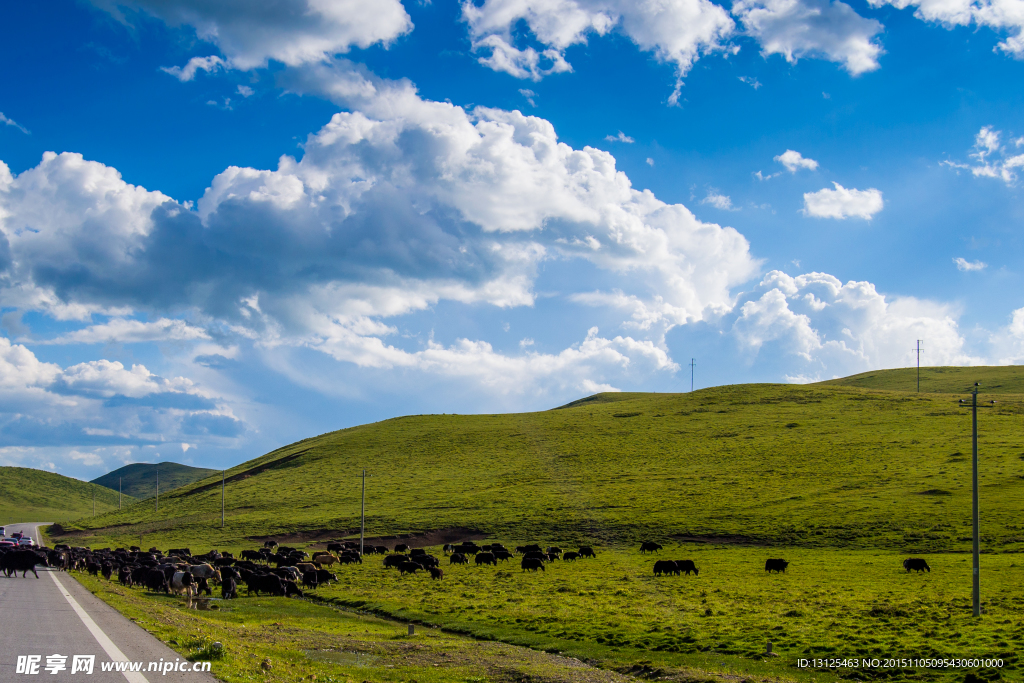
[0, 466, 134, 525]
[47, 366, 1024, 683]
[819, 365, 1024, 394]
[91, 461, 219, 500]
[56, 377, 1024, 553]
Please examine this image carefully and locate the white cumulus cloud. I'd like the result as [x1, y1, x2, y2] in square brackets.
[733, 0, 885, 74]
[89, 0, 413, 71]
[944, 126, 1024, 185]
[868, 0, 1024, 58]
[775, 149, 819, 172]
[733, 271, 977, 377]
[802, 182, 883, 219]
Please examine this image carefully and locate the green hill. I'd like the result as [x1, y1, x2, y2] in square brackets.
[57, 371, 1024, 552]
[90, 461, 219, 500]
[0, 467, 135, 525]
[818, 364, 1024, 394]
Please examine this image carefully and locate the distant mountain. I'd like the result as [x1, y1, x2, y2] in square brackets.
[0, 467, 134, 524]
[91, 462, 219, 500]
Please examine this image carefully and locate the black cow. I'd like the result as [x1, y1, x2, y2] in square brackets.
[395, 544, 410, 552]
[563, 552, 580, 562]
[675, 560, 699, 576]
[327, 543, 345, 553]
[429, 567, 444, 580]
[410, 548, 426, 556]
[546, 546, 562, 554]
[765, 558, 789, 573]
[903, 558, 931, 573]
[653, 560, 678, 576]
[383, 554, 408, 569]
[144, 568, 169, 592]
[546, 552, 560, 562]
[578, 546, 596, 558]
[315, 569, 336, 585]
[302, 570, 319, 589]
[494, 551, 513, 563]
[475, 552, 497, 566]
[397, 562, 421, 576]
[523, 551, 546, 562]
[521, 558, 545, 572]
[640, 541, 663, 554]
[221, 577, 238, 599]
[246, 574, 285, 596]
[449, 553, 468, 565]
[118, 566, 135, 587]
[1, 551, 47, 578]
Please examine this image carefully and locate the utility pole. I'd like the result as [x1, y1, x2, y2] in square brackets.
[360, 468, 366, 557]
[221, 470, 225, 528]
[958, 383, 990, 618]
[914, 340, 923, 392]
[689, 358, 696, 392]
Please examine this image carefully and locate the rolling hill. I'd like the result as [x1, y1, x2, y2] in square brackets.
[0, 467, 135, 525]
[55, 366, 1024, 552]
[818, 364, 1024, 393]
[90, 461, 219, 500]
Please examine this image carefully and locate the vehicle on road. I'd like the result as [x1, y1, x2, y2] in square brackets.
[17, 537, 34, 546]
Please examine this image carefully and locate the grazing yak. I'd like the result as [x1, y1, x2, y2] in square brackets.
[449, 553, 468, 565]
[903, 558, 931, 573]
[578, 546, 596, 558]
[395, 544, 410, 553]
[653, 560, 678, 576]
[429, 567, 444, 580]
[521, 558, 545, 572]
[675, 560, 699, 576]
[397, 562, 421, 576]
[562, 552, 580, 562]
[383, 554, 408, 569]
[170, 571, 195, 599]
[222, 577, 238, 599]
[640, 541, 663, 554]
[474, 552, 497, 566]
[1, 550, 47, 578]
[765, 558, 789, 573]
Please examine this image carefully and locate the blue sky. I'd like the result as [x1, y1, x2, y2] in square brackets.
[2, 0, 1024, 479]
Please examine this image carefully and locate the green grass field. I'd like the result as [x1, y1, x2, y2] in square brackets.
[46, 366, 1024, 683]
[0, 466, 134, 525]
[91, 461, 219, 500]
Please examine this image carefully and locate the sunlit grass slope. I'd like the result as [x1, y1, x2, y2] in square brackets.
[56, 377, 1024, 552]
[0, 466, 134, 525]
[91, 461, 218, 500]
[819, 364, 1024, 394]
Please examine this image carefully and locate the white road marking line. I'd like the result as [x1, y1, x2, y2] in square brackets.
[47, 570, 150, 683]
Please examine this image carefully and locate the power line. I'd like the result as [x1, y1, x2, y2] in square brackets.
[688, 358, 696, 392]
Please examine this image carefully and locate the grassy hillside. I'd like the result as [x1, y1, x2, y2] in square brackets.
[55, 377, 1024, 552]
[0, 466, 135, 525]
[819, 364, 1024, 394]
[90, 461, 219, 500]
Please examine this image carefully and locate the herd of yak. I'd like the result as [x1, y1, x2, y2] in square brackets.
[0, 537, 933, 602]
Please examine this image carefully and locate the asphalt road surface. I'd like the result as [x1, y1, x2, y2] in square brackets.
[0, 523, 219, 682]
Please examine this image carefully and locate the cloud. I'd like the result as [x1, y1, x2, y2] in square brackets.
[89, 0, 413, 71]
[461, 0, 734, 84]
[738, 76, 763, 88]
[646, 158, 654, 166]
[160, 55, 226, 81]
[42, 318, 211, 345]
[701, 191, 737, 210]
[944, 126, 1024, 185]
[775, 149, 819, 172]
[733, 271, 976, 376]
[868, 0, 1024, 58]
[519, 88, 537, 106]
[236, 85, 254, 98]
[802, 182, 883, 219]
[0, 112, 30, 135]
[733, 0, 884, 75]
[0, 337, 242, 448]
[0, 64, 759, 394]
[605, 131, 635, 143]
[954, 257, 987, 272]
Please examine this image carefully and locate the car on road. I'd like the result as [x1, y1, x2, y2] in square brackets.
[11, 532, 23, 540]
[17, 537, 34, 546]
[0, 526, 5, 535]
[0, 540, 15, 548]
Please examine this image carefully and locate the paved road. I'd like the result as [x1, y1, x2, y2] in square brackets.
[0, 523, 219, 682]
